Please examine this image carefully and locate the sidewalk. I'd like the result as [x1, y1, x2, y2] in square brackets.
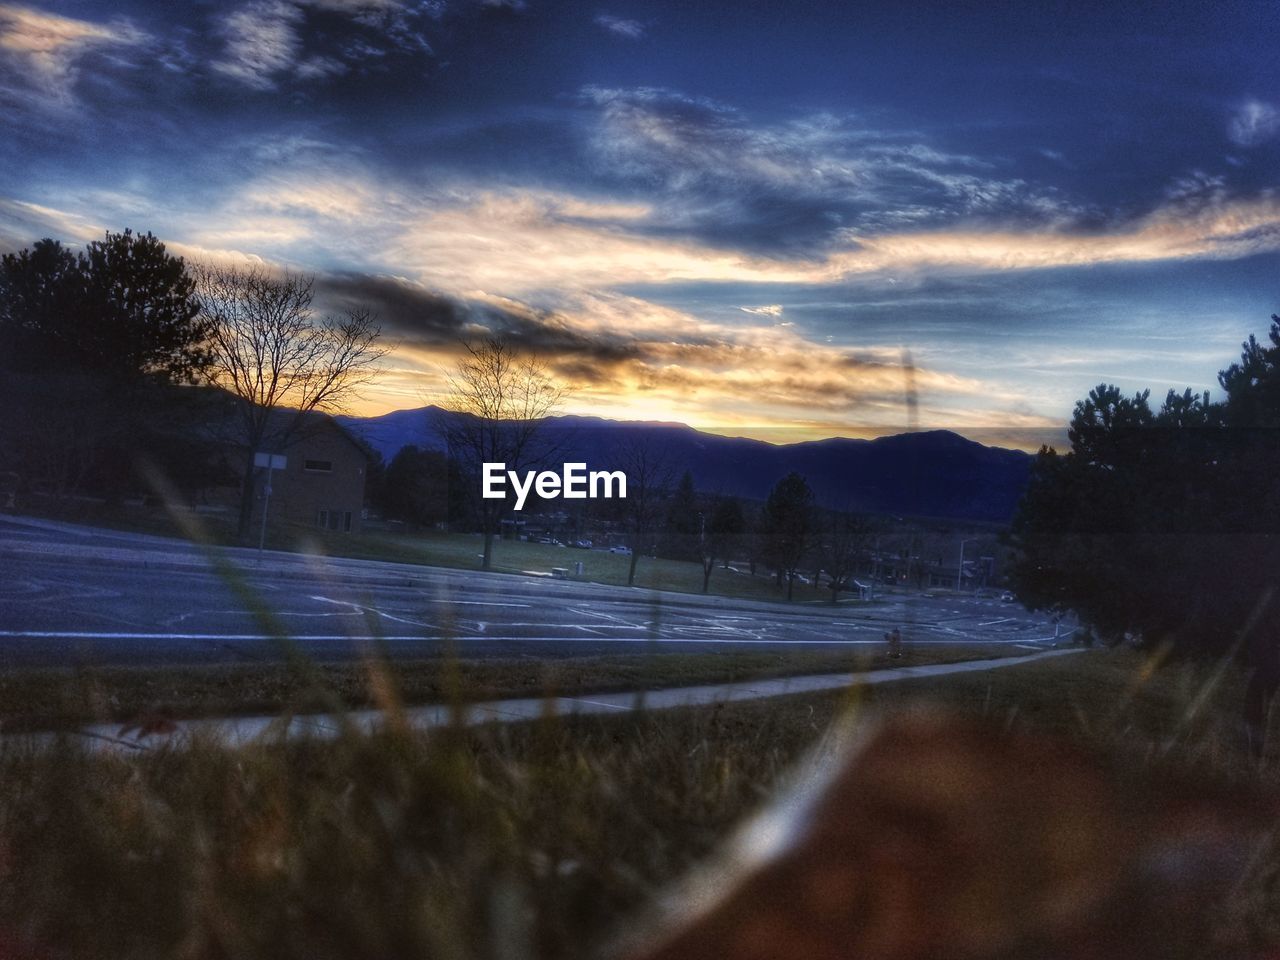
[50, 647, 1085, 754]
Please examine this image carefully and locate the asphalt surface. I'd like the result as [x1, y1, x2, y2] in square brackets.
[0, 515, 1071, 669]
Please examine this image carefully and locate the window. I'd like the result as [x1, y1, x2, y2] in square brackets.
[304, 459, 333, 472]
[317, 509, 352, 532]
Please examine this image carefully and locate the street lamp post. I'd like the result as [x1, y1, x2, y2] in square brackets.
[957, 537, 976, 592]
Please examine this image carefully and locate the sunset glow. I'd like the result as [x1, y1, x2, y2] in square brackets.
[3, 1, 1278, 448]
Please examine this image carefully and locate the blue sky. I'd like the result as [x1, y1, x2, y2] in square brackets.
[2, 0, 1278, 447]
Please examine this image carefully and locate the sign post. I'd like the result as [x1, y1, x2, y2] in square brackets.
[253, 452, 287, 555]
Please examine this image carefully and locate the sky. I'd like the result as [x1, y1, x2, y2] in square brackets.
[2, 0, 1279, 449]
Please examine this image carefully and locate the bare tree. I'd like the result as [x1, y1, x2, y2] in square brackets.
[700, 495, 745, 593]
[761, 472, 815, 601]
[817, 507, 872, 603]
[195, 264, 385, 539]
[613, 432, 676, 585]
[442, 337, 565, 570]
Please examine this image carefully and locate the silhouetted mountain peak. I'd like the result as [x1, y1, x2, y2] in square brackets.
[337, 406, 1033, 523]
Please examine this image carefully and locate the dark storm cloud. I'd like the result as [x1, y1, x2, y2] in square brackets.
[316, 271, 643, 380]
[318, 272, 470, 337]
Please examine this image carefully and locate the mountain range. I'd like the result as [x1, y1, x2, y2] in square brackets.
[336, 406, 1034, 523]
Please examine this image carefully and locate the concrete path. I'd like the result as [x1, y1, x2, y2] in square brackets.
[36, 647, 1085, 754]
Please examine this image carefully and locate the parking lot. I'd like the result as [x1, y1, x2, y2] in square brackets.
[0, 516, 1069, 668]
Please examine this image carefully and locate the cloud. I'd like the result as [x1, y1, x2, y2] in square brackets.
[0, 185, 1089, 445]
[170, 150, 1280, 299]
[1229, 99, 1280, 147]
[320, 276, 1013, 437]
[10, 138, 1279, 447]
[296, 53, 348, 79]
[29, 117, 1274, 305]
[237, 173, 388, 221]
[580, 86, 1086, 254]
[378, 185, 1280, 295]
[210, 0, 432, 89]
[595, 14, 644, 39]
[319, 272, 472, 336]
[384, 188, 823, 294]
[212, 1, 304, 89]
[0, 197, 102, 249]
[829, 194, 1280, 277]
[310, 0, 413, 13]
[490, 292, 1035, 442]
[0, 4, 146, 107]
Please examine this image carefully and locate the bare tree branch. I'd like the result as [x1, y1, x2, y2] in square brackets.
[194, 263, 387, 539]
[440, 336, 567, 570]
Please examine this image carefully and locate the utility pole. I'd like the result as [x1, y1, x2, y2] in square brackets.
[870, 535, 880, 600]
[958, 537, 976, 593]
[254, 452, 286, 556]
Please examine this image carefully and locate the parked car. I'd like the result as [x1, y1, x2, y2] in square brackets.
[609, 545, 632, 555]
[571, 539, 593, 549]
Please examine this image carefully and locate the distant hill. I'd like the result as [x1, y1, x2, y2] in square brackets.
[336, 406, 1033, 523]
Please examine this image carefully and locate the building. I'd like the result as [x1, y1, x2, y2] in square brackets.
[244, 412, 373, 534]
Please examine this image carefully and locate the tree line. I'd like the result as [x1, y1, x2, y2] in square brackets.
[0, 230, 384, 539]
[1009, 313, 1280, 659]
[374, 432, 878, 600]
[431, 337, 888, 592]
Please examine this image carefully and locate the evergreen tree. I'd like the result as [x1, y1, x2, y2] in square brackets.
[663, 470, 701, 561]
[0, 230, 210, 385]
[1009, 316, 1280, 655]
[379, 446, 451, 528]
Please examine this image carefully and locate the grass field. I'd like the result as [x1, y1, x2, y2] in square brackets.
[1, 649, 1277, 960]
[0, 643, 1015, 731]
[15, 497, 893, 604]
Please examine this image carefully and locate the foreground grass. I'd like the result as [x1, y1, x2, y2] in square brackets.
[2, 649, 1279, 959]
[0, 644, 1013, 731]
[3, 697, 827, 960]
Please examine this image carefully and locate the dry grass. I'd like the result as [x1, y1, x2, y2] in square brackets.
[0, 644, 1014, 731]
[0, 649, 1278, 959]
[0, 698, 826, 960]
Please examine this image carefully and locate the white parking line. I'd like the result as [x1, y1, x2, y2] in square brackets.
[310, 595, 428, 627]
[429, 600, 533, 608]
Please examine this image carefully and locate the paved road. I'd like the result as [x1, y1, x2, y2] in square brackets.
[0, 515, 1071, 669]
